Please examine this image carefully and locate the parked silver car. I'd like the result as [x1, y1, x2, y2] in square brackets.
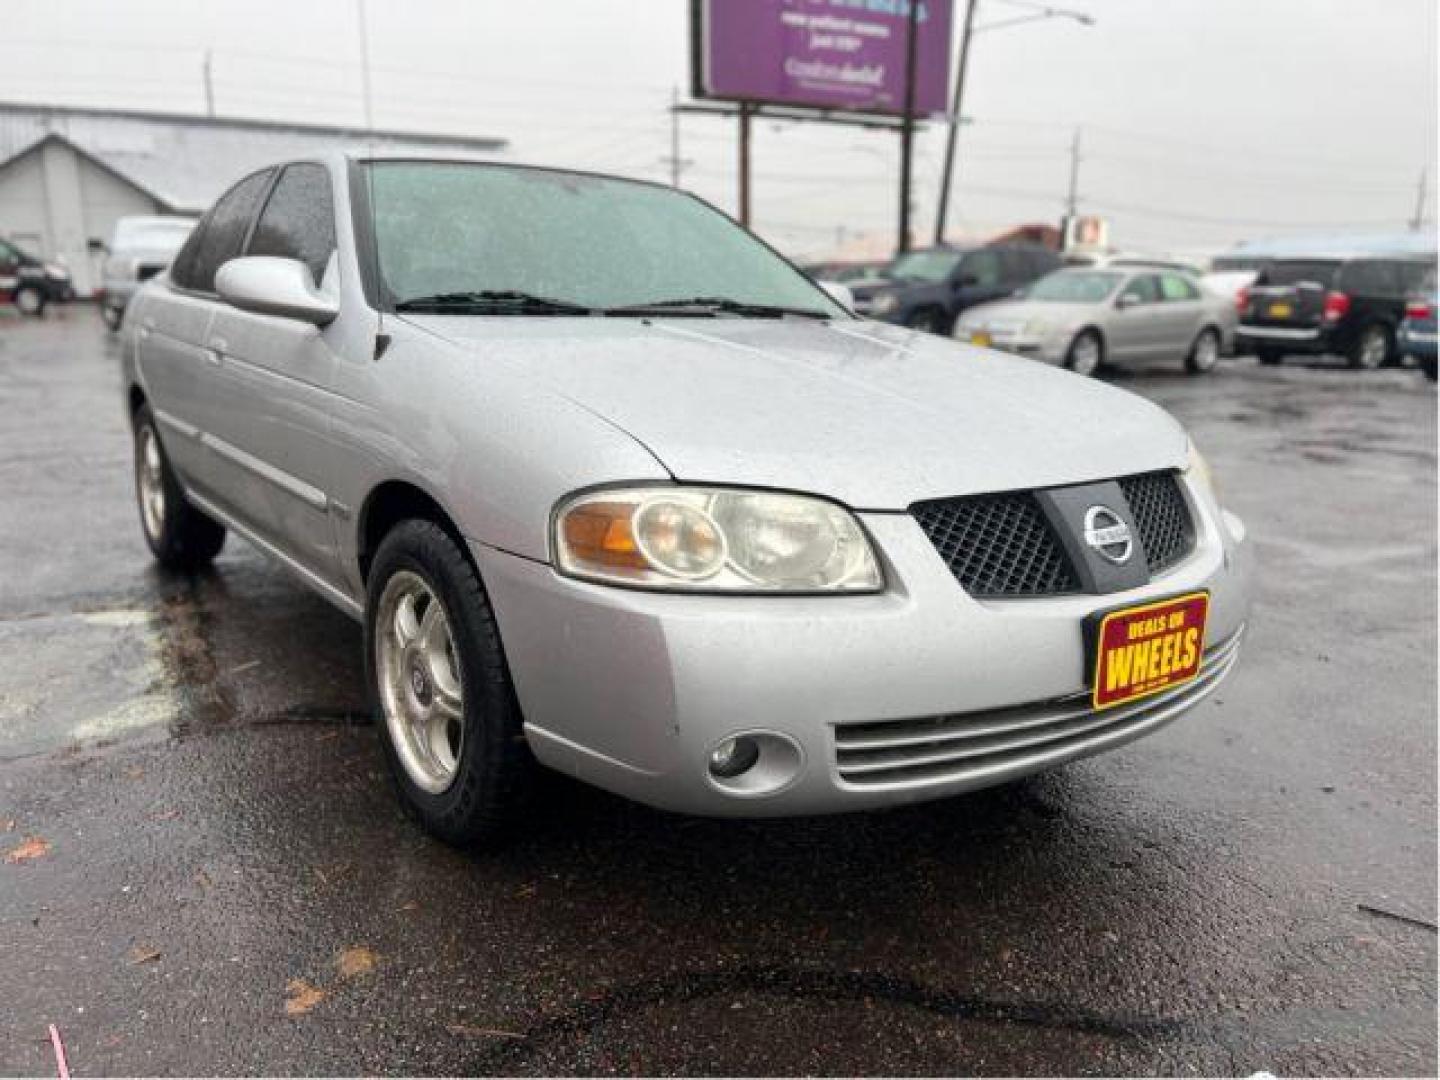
[100, 216, 196, 330]
[954, 267, 1232, 376]
[122, 153, 1252, 845]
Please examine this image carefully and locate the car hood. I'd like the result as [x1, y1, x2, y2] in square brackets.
[404, 315, 1187, 509]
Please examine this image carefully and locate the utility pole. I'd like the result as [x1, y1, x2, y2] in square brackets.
[1065, 125, 1082, 217]
[356, 0, 375, 132]
[934, 0, 977, 245]
[202, 50, 215, 117]
[1409, 166, 1429, 231]
[896, 0, 922, 254]
[737, 103, 752, 227]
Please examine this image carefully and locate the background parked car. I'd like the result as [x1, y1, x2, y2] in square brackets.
[1398, 272, 1437, 381]
[868, 244, 1061, 334]
[98, 215, 196, 330]
[0, 237, 73, 316]
[954, 265, 1231, 377]
[1235, 254, 1435, 369]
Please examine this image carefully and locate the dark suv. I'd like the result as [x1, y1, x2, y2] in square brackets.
[1235, 254, 1435, 369]
[867, 244, 1061, 334]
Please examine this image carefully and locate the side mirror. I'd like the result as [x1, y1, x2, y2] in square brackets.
[215, 256, 338, 326]
[819, 280, 854, 311]
[1116, 292, 1141, 310]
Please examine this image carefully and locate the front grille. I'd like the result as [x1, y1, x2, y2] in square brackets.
[911, 492, 1080, 599]
[912, 470, 1195, 598]
[1119, 471, 1193, 574]
[834, 628, 1244, 789]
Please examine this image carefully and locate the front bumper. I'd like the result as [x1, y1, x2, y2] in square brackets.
[474, 479, 1253, 817]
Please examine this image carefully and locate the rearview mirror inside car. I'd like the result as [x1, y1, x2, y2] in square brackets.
[215, 256, 338, 327]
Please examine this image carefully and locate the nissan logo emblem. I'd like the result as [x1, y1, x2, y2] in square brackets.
[1083, 506, 1134, 565]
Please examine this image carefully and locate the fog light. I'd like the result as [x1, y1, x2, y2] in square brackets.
[708, 736, 760, 779]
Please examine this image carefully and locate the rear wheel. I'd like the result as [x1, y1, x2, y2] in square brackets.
[132, 405, 226, 569]
[1349, 323, 1391, 370]
[14, 285, 45, 317]
[1185, 327, 1221, 375]
[1066, 330, 1103, 377]
[365, 519, 534, 847]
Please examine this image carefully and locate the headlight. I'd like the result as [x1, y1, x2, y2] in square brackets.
[1185, 440, 1218, 502]
[871, 292, 899, 316]
[555, 486, 883, 593]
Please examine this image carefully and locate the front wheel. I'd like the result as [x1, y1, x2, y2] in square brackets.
[132, 405, 226, 569]
[365, 520, 534, 847]
[1185, 327, 1221, 375]
[1065, 330, 1103, 377]
[1350, 323, 1391, 370]
[906, 308, 948, 335]
[14, 285, 46, 317]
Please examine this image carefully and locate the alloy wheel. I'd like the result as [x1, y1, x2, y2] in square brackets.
[136, 425, 167, 543]
[375, 570, 466, 794]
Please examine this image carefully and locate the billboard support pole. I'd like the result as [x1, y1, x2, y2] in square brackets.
[738, 103, 753, 227]
[897, 1, 921, 254]
[934, 0, 976, 244]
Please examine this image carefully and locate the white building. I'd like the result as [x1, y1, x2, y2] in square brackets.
[0, 102, 507, 297]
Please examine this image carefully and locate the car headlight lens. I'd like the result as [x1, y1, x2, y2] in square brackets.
[555, 487, 883, 593]
[871, 291, 899, 316]
[1185, 440, 1218, 502]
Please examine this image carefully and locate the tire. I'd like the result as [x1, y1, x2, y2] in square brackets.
[1185, 327, 1221, 375]
[1422, 356, 1437, 382]
[14, 285, 45, 317]
[132, 404, 226, 569]
[1257, 348, 1284, 366]
[1349, 323, 1391, 370]
[906, 308, 948, 335]
[101, 304, 124, 331]
[1065, 329, 1103, 377]
[364, 519, 534, 847]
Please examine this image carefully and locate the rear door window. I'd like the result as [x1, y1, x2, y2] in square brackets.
[1262, 260, 1340, 289]
[246, 163, 337, 287]
[1159, 273, 1201, 301]
[172, 170, 273, 293]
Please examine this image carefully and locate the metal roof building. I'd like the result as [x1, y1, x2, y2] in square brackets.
[0, 102, 507, 296]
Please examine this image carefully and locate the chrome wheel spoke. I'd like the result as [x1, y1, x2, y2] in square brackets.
[394, 591, 421, 645]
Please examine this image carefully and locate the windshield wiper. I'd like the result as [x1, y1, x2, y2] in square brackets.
[394, 290, 594, 315]
[603, 296, 830, 319]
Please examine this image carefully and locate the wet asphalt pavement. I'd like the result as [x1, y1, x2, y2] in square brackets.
[1, 308, 1435, 1076]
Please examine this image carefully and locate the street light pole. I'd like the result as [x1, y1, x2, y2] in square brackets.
[933, 0, 978, 245]
[933, 1, 1093, 245]
[897, 0, 921, 254]
[356, 0, 375, 132]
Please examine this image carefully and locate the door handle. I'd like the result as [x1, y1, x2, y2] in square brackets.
[202, 349, 223, 366]
[208, 336, 228, 353]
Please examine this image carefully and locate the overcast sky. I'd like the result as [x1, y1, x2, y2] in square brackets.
[3, 0, 1436, 258]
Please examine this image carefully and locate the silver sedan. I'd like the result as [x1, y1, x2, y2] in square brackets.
[121, 153, 1252, 845]
[955, 267, 1233, 376]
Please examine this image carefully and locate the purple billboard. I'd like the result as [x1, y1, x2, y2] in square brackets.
[694, 0, 954, 117]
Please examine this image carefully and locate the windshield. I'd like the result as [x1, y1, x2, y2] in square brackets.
[887, 248, 964, 283]
[364, 162, 842, 316]
[1024, 271, 1123, 303]
[113, 218, 194, 250]
[1260, 260, 1340, 288]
